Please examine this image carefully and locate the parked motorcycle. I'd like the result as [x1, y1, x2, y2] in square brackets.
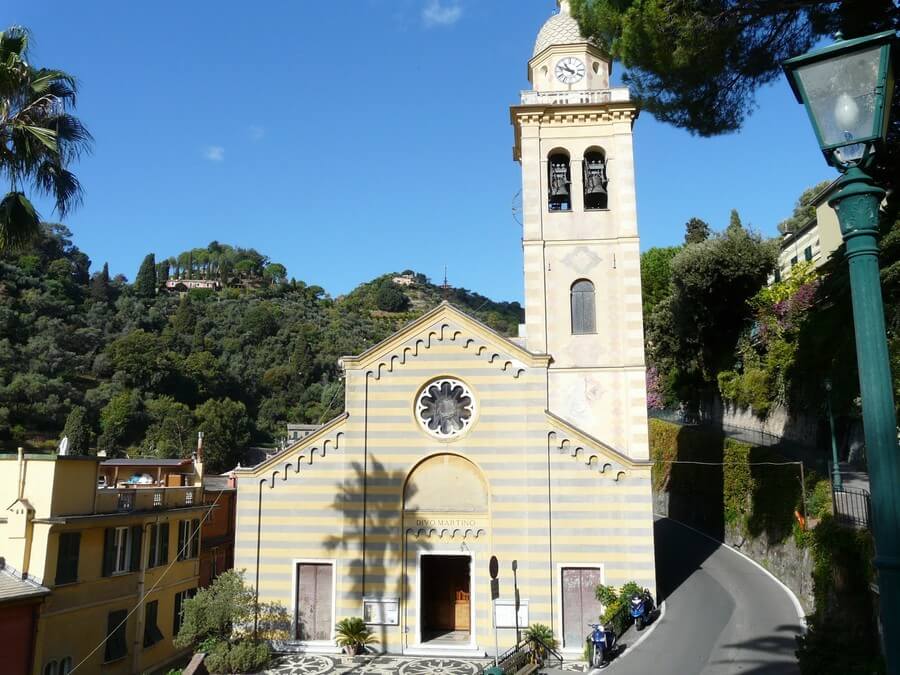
[587, 622, 615, 668]
[629, 590, 654, 630]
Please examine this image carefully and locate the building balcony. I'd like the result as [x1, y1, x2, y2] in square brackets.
[519, 87, 630, 106]
[94, 486, 201, 514]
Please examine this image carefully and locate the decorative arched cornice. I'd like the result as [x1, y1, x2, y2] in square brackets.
[339, 303, 551, 381]
[546, 410, 651, 481]
[405, 527, 487, 540]
[234, 413, 348, 482]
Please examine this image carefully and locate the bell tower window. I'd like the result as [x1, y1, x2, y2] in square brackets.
[548, 151, 571, 212]
[583, 149, 608, 210]
[570, 279, 596, 334]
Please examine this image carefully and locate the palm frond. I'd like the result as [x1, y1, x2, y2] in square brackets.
[0, 191, 40, 251]
[0, 26, 29, 62]
[30, 68, 78, 104]
[36, 161, 83, 217]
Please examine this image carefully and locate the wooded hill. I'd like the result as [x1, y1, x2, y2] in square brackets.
[0, 225, 523, 471]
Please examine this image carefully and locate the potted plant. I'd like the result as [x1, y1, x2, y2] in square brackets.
[335, 617, 378, 655]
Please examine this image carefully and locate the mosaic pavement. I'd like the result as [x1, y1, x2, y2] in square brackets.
[264, 654, 588, 674]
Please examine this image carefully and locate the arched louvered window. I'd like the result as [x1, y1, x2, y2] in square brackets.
[571, 280, 596, 335]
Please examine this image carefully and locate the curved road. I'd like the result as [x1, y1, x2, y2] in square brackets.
[609, 517, 803, 675]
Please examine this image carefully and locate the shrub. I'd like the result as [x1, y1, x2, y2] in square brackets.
[648, 419, 679, 492]
[205, 639, 270, 674]
[722, 439, 753, 529]
[806, 478, 832, 520]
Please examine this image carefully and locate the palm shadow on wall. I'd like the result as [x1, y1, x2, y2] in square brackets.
[323, 455, 431, 652]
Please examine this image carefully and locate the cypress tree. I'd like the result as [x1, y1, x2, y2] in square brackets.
[90, 262, 111, 302]
[135, 253, 157, 298]
[62, 406, 92, 455]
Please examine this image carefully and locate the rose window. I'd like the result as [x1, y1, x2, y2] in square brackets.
[416, 379, 475, 438]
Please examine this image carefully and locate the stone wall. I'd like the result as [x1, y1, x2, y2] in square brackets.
[725, 525, 814, 613]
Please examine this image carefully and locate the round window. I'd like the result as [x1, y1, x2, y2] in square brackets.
[415, 378, 476, 439]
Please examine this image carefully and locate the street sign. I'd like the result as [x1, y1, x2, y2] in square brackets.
[490, 578, 500, 601]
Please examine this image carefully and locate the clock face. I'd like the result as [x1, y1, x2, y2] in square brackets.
[555, 57, 585, 84]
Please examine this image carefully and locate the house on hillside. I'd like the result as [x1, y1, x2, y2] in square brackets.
[773, 180, 841, 282]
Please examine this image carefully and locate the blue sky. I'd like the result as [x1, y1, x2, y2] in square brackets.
[16, 0, 832, 302]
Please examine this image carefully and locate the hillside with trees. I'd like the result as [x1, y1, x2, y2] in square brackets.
[0, 226, 522, 471]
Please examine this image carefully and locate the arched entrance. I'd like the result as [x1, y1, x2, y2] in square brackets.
[403, 454, 489, 648]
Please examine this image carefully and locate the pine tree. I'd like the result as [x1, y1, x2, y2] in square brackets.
[135, 253, 157, 298]
[684, 217, 711, 245]
[728, 209, 743, 232]
[90, 262, 111, 302]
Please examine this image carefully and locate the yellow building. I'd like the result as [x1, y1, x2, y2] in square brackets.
[234, 1, 655, 658]
[775, 180, 841, 282]
[0, 452, 209, 674]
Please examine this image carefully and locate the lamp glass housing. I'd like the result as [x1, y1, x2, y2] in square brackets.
[784, 31, 894, 167]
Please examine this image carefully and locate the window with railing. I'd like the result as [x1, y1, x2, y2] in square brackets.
[117, 492, 134, 511]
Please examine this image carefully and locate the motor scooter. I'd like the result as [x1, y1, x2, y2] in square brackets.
[587, 622, 615, 668]
[629, 590, 654, 630]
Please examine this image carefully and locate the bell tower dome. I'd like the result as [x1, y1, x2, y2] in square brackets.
[529, 0, 611, 93]
[510, 0, 649, 460]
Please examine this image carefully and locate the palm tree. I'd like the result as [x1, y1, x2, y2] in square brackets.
[0, 26, 92, 251]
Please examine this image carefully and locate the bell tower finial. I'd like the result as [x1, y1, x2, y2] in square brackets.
[558, 0, 571, 14]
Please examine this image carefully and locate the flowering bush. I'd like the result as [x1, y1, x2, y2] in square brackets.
[646, 367, 665, 410]
[718, 263, 820, 415]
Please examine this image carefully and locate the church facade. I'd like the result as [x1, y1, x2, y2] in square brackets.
[233, 1, 654, 657]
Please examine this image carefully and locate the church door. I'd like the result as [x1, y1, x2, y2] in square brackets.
[295, 562, 333, 641]
[421, 555, 471, 639]
[561, 567, 604, 649]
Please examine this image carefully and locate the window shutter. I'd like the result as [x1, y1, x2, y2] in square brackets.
[102, 528, 116, 577]
[130, 525, 142, 572]
[159, 523, 169, 565]
[191, 519, 200, 558]
[147, 524, 157, 568]
[173, 591, 182, 636]
[177, 521, 187, 560]
[55, 532, 80, 585]
[104, 609, 128, 662]
[584, 294, 596, 333]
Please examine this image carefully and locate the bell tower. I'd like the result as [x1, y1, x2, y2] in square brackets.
[511, 0, 649, 459]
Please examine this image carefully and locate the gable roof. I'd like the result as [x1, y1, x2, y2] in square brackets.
[339, 302, 551, 372]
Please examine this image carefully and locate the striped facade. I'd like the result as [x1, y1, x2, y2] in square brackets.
[234, 305, 655, 656]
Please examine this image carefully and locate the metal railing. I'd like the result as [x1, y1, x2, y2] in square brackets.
[519, 87, 630, 106]
[833, 486, 872, 529]
[480, 635, 564, 674]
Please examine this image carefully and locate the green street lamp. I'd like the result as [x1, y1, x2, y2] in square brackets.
[784, 30, 898, 672]
[824, 378, 843, 492]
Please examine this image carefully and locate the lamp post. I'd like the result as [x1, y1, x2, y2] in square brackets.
[784, 30, 898, 673]
[824, 378, 843, 492]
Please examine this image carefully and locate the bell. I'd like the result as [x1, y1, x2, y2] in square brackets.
[549, 163, 570, 197]
[584, 159, 607, 196]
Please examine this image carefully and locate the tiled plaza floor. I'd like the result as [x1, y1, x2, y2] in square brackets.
[264, 654, 588, 674]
